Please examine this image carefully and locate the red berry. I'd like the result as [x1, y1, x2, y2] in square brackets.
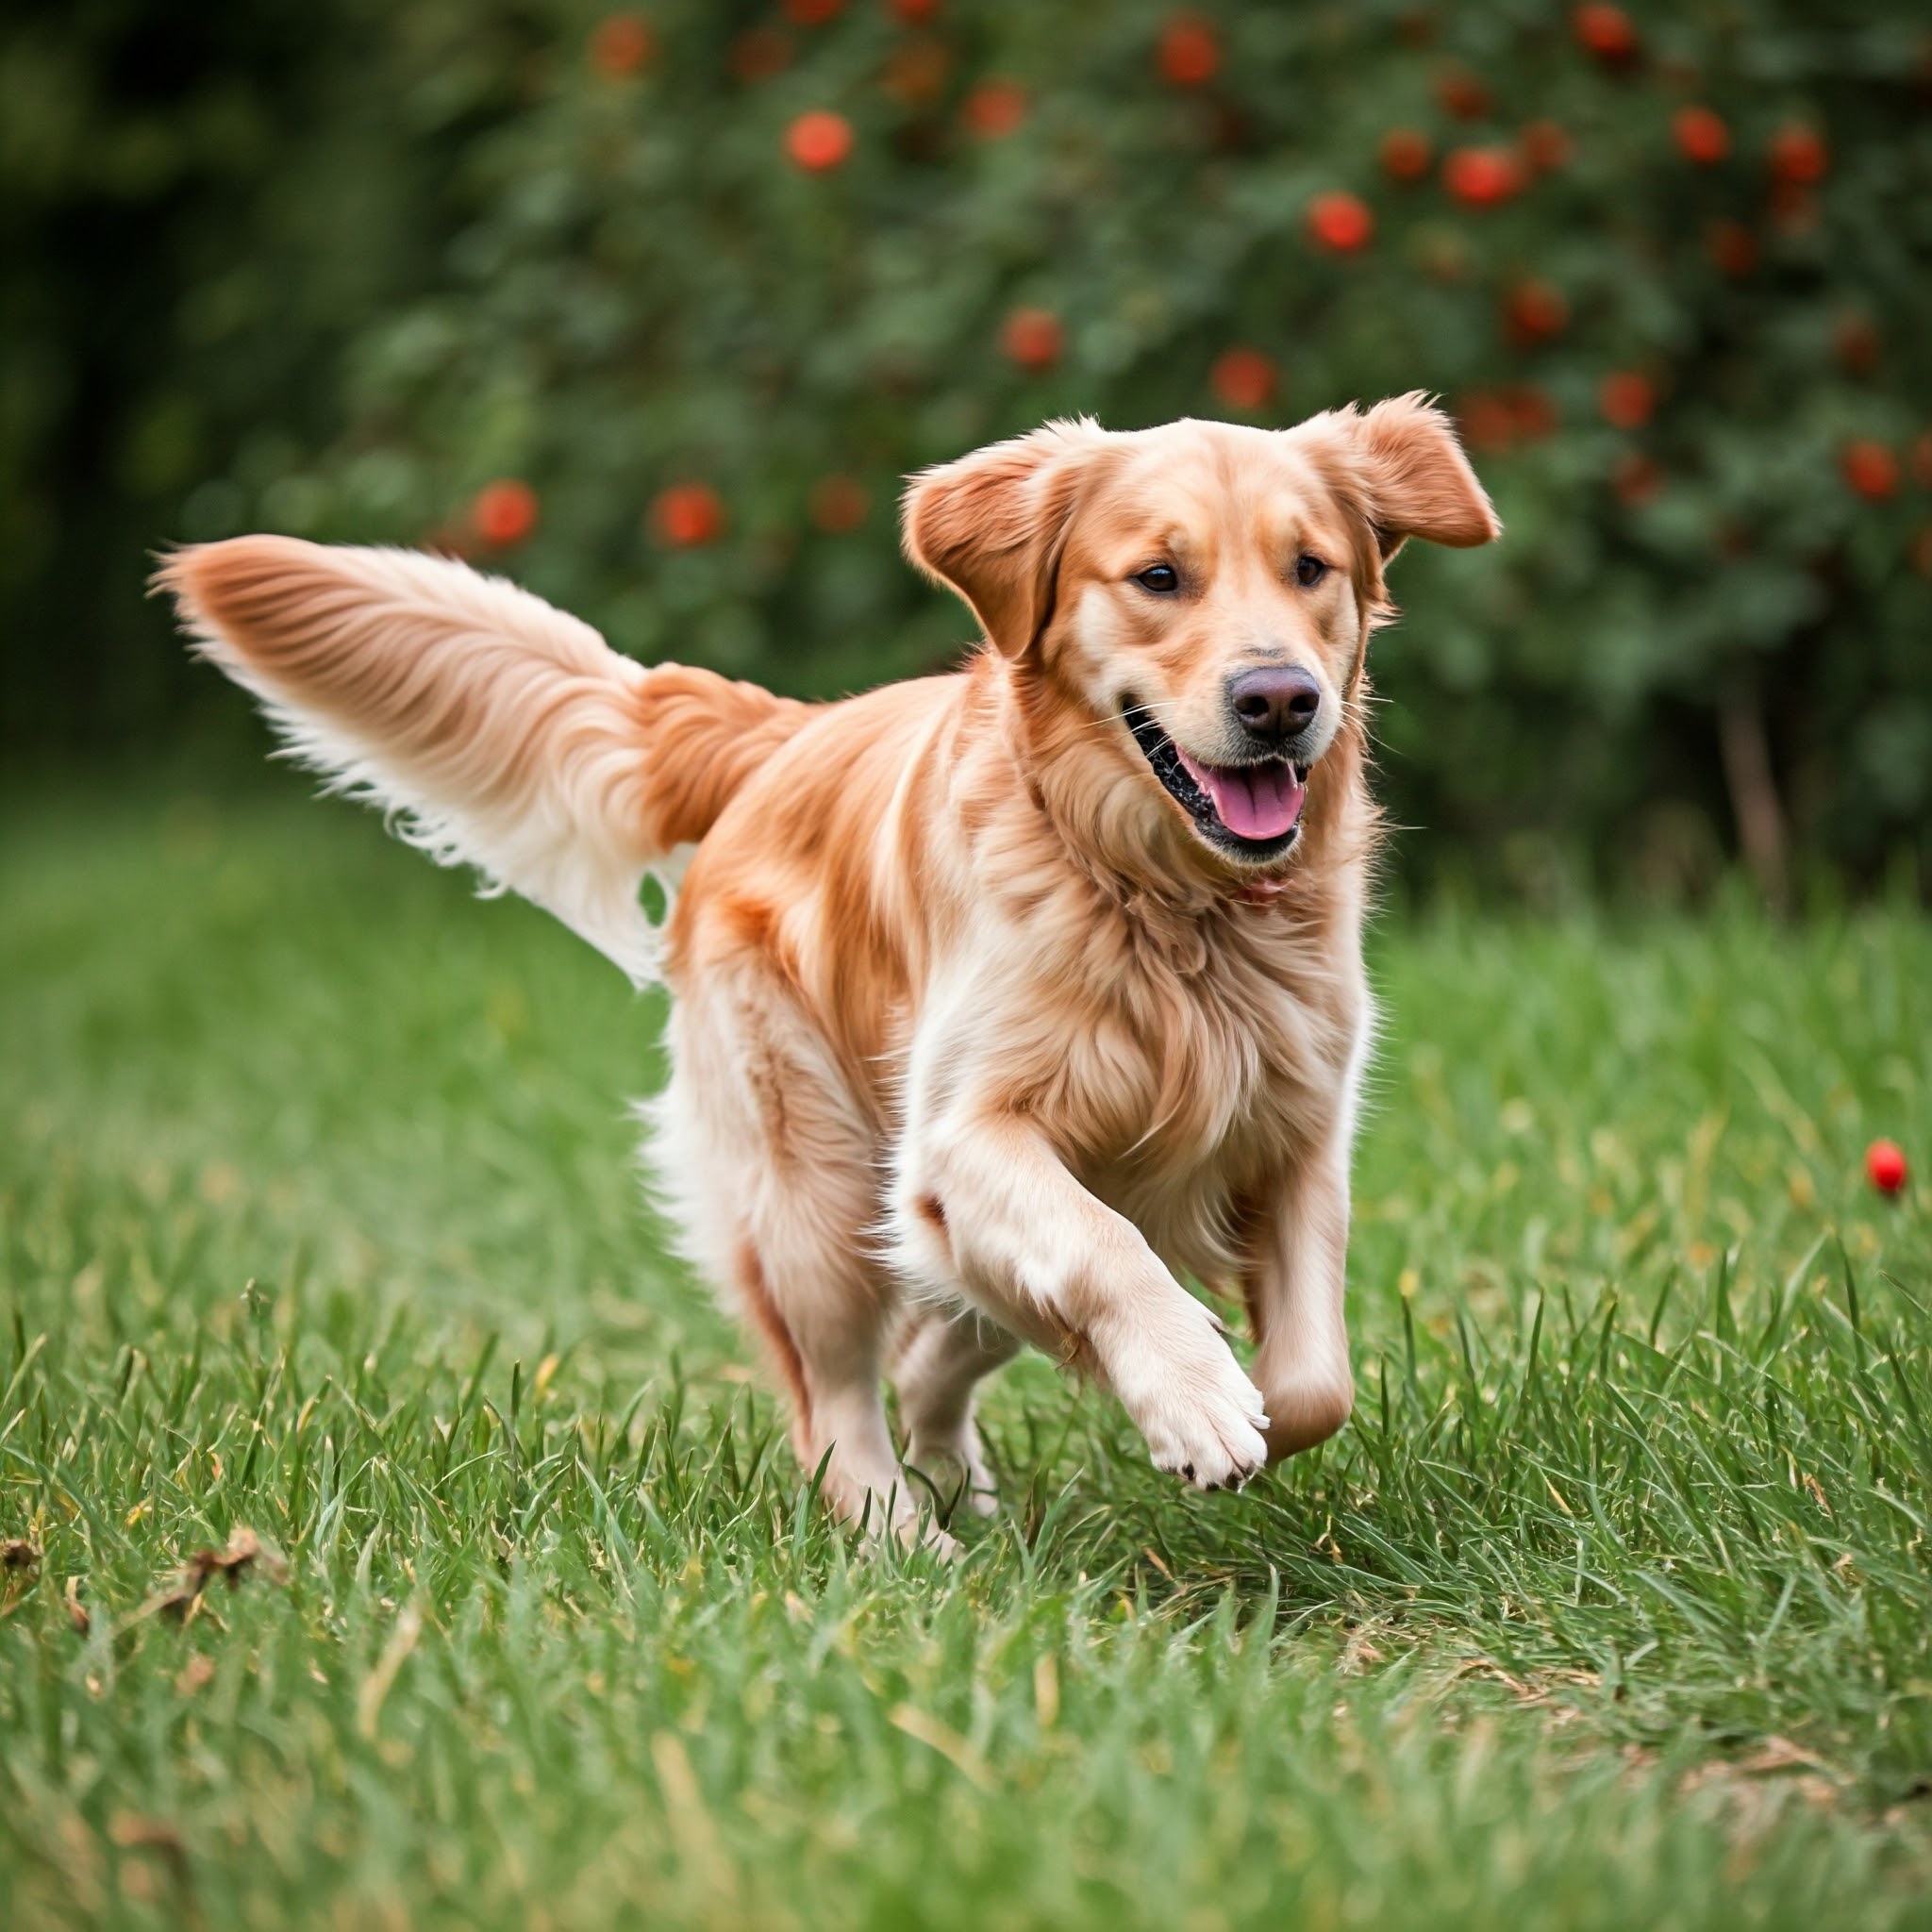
[963, 79, 1026, 139]
[1210, 347, 1276, 413]
[1673, 105, 1729, 164]
[1598, 371, 1655, 429]
[1613, 452, 1662, 506]
[1866, 1139, 1907, 1195]
[1457, 391, 1516, 456]
[1506, 279, 1569, 343]
[1520, 119, 1573, 172]
[590, 14, 655, 77]
[1769, 123, 1828, 183]
[808, 474, 869, 534]
[1506, 384, 1557, 440]
[1707, 219, 1758, 277]
[652, 484, 725, 547]
[1158, 15, 1220, 89]
[730, 28, 793, 82]
[472, 479, 538, 549]
[1442, 145, 1526, 208]
[1380, 127, 1432, 181]
[1573, 4, 1638, 61]
[1841, 441, 1899, 502]
[1306, 190, 1374, 253]
[786, 110, 854, 171]
[1433, 64, 1491, 121]
[1002, 307, 1063, 371]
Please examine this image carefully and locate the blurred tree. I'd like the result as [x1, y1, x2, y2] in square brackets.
[5, 0, 1929, 896]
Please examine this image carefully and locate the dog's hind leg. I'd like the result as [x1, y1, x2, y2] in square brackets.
[649, 966, 945, 1549]
[891, 1304, 1019, 1519]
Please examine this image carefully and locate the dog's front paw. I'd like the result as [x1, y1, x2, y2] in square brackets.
[1113, 1315, 1271, 1491]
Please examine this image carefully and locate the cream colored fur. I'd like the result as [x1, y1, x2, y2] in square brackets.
[165, 401, 1498, 1551]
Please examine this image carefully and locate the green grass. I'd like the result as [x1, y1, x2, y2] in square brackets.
[3, 776, 1930, 1930]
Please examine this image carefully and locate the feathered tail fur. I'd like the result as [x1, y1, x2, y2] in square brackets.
[160, 536, 811, 983]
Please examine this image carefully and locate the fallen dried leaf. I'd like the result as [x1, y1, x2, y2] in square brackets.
[131, 1527, 288, 1626]
[1, 1538, 42, 1571]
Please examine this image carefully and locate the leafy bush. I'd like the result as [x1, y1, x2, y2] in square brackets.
[6, 0, 1929, 891]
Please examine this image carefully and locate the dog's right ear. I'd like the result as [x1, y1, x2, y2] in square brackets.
[901, 420, 1108, 658]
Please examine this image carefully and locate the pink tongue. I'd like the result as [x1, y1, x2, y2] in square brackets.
[1177, 752, 1306, 841]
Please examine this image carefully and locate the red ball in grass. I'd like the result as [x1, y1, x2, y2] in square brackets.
[786, 109, 854, 172]
[1307, 190, 1374, 253]
[1867, 1139, 1908, 1195]
[1598, 370, 1655, 429]
[472, 479, 538, 548]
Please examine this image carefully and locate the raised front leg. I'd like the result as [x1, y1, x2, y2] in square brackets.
[1241, 1140, 1355, 1461]
[892, 1119, 1271, 1491]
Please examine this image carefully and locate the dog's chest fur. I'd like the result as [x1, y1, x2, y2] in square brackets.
[1017, 881, 1365, 1283]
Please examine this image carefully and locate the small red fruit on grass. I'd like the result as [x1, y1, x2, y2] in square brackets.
[963, 80, 1026, 139]
[1598, 371, 1655, 429]
[1573, 4, 1637, 61]
[1841, 441, 1899, 503]
[1158, 14, 1220, 89]
[1210, 347, 1275, 413]
[1443, 145, 1525, 208]
[1002, 307, 1063, 371]
[1307, 191, 1373, 253]
[1769, 123, 1828, 183]
[1380, 127, 1432, 181]
[1867, 1139, 1907, 1195]
[786, 110, 854, 172]
[591, 14, 655, 77]
[473, 479, 538, 549]
[652, 484, 725, 547]
[1673, 105, 1729, 164]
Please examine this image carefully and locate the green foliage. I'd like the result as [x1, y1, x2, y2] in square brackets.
[3, 785, 1931, 1924]
[2, 1, 1929, 883]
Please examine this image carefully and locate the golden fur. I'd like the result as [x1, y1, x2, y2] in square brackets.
[163, 396, 1498, 1547]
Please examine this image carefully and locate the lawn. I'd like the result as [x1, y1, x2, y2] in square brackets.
[3, 776, 1930, 1930]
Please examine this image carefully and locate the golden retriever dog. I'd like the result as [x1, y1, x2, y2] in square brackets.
[162, 396, 1498, 1548]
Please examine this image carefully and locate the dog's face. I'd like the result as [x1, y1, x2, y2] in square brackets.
[904, 399, 1499, 874]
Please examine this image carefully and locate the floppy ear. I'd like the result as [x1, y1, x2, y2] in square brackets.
[901, 420, 1108, 657]
[1330, 391, 1502, 560]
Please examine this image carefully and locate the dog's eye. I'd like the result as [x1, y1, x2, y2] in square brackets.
[1294, 555, 1328, 588]
[1134, 564, 1180, 593]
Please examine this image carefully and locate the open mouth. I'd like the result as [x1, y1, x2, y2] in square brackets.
[1124, 702, 1307, 862]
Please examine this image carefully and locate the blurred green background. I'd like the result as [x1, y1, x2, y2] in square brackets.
[4, 0, 1928, 897]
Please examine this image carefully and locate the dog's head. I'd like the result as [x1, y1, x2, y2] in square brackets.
[903, 398, 1499, 877]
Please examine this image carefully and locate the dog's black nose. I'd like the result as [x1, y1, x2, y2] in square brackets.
[1228, 666, 1321, 742]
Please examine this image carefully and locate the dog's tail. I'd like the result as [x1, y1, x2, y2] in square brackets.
[159, 536, 814, 984]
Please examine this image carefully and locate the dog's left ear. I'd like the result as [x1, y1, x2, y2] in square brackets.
[1326, 392, 1502, 560]
[902, 420, 1108, 658]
